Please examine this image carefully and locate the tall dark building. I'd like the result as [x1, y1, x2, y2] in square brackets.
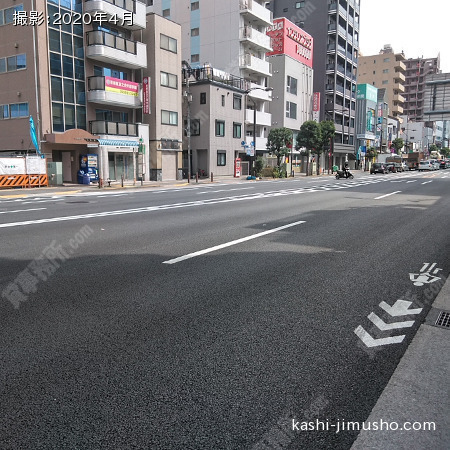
[268, 0, 360, 165]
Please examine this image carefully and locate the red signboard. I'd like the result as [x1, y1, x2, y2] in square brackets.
[234, 158, 241, 177]
[143, 77, 150, 114]
[266, 18, 313, 68]
[313, 92, 320, 122]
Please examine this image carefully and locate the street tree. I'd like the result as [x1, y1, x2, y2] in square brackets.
[391, 138, 404, 154]
[316, 120, 336, 175]
[266, 127, 293, 168]
[297, 120, 321, 176]
[440, 147, 450, 158]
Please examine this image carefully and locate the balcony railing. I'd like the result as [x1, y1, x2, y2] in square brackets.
[90, 120, 138, 136]
[245, 109, 272, 126]
[239, 53, 272, 77]
[239, 0, 272, 26]
[84, 0, 146, 30]
[240, 26, 272, 51]
[85, 30, 147, 69]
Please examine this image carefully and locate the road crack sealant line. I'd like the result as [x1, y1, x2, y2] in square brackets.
[0, 178, 398, 228]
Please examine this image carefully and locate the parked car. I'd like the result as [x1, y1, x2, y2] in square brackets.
[418, 160, 434, 171]
[439, 160, 447, 169]
[401, 162, 408, 172]
[370, 163, 388, 174]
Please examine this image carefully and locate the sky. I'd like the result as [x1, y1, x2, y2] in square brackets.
[358, 0, 449, 73]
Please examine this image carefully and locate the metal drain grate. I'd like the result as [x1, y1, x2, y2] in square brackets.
[435, 311, 450, 328]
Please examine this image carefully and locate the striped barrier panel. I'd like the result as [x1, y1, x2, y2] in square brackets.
[0, 174, 48, 189]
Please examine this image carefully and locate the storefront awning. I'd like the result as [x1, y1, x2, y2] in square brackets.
[98, 139, 139, 147]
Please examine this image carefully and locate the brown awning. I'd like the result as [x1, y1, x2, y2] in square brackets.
[43, 129, 99, 146]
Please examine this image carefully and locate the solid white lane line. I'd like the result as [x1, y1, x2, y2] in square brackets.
[197, 187, 255, 194]
[374, 191, 402, 200]
[422, 181, 433, 185]
[406, 180, 417, 183]
[162, 220, 306, 264]
[0, 208, 46, 214]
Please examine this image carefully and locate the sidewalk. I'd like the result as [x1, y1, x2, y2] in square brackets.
[351, 277, 450, 449]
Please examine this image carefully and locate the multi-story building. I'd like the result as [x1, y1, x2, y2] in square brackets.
[355, 83, 377, 165]
[266, 18, 313, 135]
[143, 13, 182, 181]
[0, 0, 150, 184]
[269, 0, 360, 166]
[357, 45, 406, 122]
[182, 66, 247, 176]
[147, 0, 273, 166]
[404, 55, 440, 121]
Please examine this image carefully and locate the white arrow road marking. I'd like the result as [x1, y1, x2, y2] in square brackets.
[354, 325, 406, 348]
[368, 312, 415, 330]
[379, 300, 423, 317]
[374, 191, 402, 199]
[163, 220, 306, 264]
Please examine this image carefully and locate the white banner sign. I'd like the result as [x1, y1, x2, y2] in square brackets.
[0, 157, 47, 175]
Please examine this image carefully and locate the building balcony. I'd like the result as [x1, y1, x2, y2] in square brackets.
[87, 76, 142, 108]
[393, 82, 405, 93]
[86, 30, 147, 69]
[245, 109, 272, 126]
[338, 24, 347, 37]
[84, 0, 146, 31]
[328, 23, 337, 33]
[240, 26, 272, 52]
[245, 136, 268, 151]
[248, 82, 272, 101]
[328, 3, 337, 12]
[90, 120, 139, 137]
[393, 93, 405, 104]
[395, 71, 406, 82]
[239, 0, 272, 27]
[239, 53, 272, 77]
[395, 60, 406, 71]
[327, 42, 336, 52]
[392, 104, 404, 114]
[338, 4, 347, 17]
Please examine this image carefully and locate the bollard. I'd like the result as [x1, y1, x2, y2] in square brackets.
[195, 173, 199, 183]
[121, 174, 124, 187]
[141, 176, 143, 186]
[99, 178, 103, 189]
[210, 172, 213, 183]
[188, 172, 190, 184]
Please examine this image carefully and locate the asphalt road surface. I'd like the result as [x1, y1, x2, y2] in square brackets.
[1, 171, 449, 449]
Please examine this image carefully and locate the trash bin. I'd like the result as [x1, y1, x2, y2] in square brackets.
[83, 174, 90, 185]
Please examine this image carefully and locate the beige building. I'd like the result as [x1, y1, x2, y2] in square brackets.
[357, 45, 406, 121]
[182, 66, 246, 177]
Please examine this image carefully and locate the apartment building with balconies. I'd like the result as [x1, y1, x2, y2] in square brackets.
[357, 45, 406, 122]
[0, 0, 150, 184]
[404, 55, 440, 121]
[147, 0, 273, 158]
[269, 0, 360, 167]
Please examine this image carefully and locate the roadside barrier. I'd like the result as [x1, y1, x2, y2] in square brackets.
[0, 174, 48, 189]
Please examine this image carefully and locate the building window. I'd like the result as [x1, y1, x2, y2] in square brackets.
[161, 110, 178, 126]
[162, 8, 170, 17]
[191, 27, 199, 37]
[184, 118, 200, 136]
[383, 69, 389, 73]
[191, 54, 200, 63]
[200, 92, 206, 104]
[383, 57, 390, 62]
[215, 120, 225, 136]
[233, 94, 242, 110]
[221, 95, 225, 107]
[295, 1, 305, 8]
[233, 122, 242, 139]
[191, 1, 200, 10]
[0, 54, 26, 73]
[382, 80, 388, 84]
[160, 71, 178, 89]
[160, 34, 177, 53]
[287, 75, 297, 95]
[286, 101, 297, 119]
[217, 151, 226, 166]
[0, 102, 28, 119]
[0, 4, 24, 26]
